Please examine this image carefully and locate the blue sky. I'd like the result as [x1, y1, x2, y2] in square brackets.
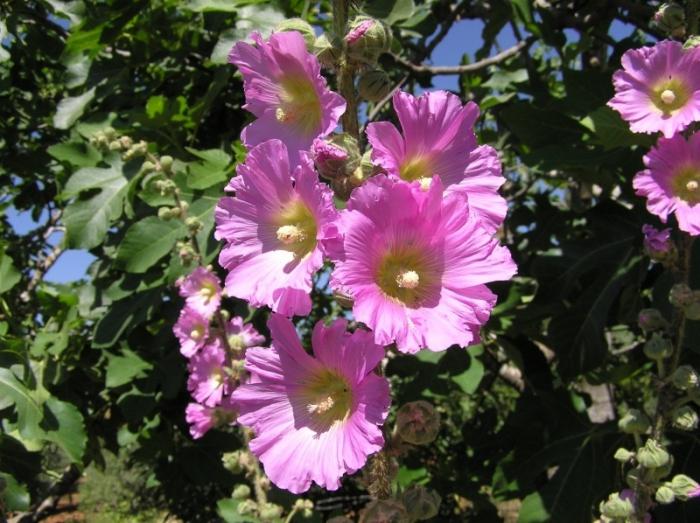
[6, 14, 635, 284]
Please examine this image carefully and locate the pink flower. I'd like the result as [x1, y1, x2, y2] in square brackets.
[187, 337, 231, 407]
[226, 316, 265, 352]
[608, 40, 700, 138]
[228, 31, 346, 165]
[173, 307, 209, 358]
[326, 175, 516, 354]
[633, 133, 700, 235]
[232, 314, 390, 493]
[642, 224, 672, 255]
[214, 139, 339, 316]
[185, 397, 236, 439]
[366, 90, 506, 231]
[177, 267, 222, 319]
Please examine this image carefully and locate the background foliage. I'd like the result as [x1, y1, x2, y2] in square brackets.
[1, 0, 699, 521]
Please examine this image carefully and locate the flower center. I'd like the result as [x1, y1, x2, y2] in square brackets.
[418, 177, 432, 191]
[198, 281, 217, 302]
[396, 270, 420, 289]
[651, 78, 690, 114]
[274, 200, 317, 257]
[277, 75, 322, 135]
[301, 370, 353, 429]
[671, 167, 700, 204]
[190, 325, 205, 340]
[376, 245, 438, 308]
[227, 334, 245, 351]
[399, 156, 432, 182]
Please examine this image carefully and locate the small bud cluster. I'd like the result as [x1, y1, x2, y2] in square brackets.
[652, 2, 686, 39]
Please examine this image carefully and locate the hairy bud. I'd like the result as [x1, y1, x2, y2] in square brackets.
[637, 308, 668, 333]
[637, 439, 670, 469]
[656, 484, 676, 504]
[346, 17, 392, 65]
[672, 405, 699, 431]
[599, 492, 633, 519]
[186, 216, 203, 233]
[396, 400, 441, 445]
[311, 134, 360, 180]
[314, 34, 342, 69]
[671, 474, 700, 500]
[401, 485, 441, 521]
[293, 499, 314, 518]
[618, 409, 651, 435]
[259, 502, 283, 520]
[221, 450, 246, 474]
[232, 484, 251, 500]
[358, 69, 393, 102]
[672, 365, 699, 390]
[614, 448, 635, 462]
[275, 19, 316, 48]
[159, 155, 174, 172]
[653, 3, 686, 38]
[643, 332, 673, 361]
[359, 499, 409, 523]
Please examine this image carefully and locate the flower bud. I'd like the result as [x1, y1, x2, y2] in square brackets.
[684, 35, 700, 49]
[671, 474, 700, 500]
[396, 400, 441, 445]
[346, 17, 392, 65]
[614, 448, 635, 462]
[358, 69, 393, 102]
[618, 409, 651, 435]
[142, 160, 156, 172]
[314, 34, 342, 69]
[159, 155, 174, 172]
[359, 499, 409, 523]
[643, 332, 673, 361]
[599, 492, 633, 519]
[237, 499, 258, 515]
[275, 19, 316, 48]
[259, 502, 283, 520]
[109, 140, 123, 151]
[185, 216, 203, 233]
[119, 135, 134, 149]
[656, 484, 676, 504]
[221, 450, 246, 473]
[652, 3, 686, 38]
[158, 207, 176, 220]
[293, 499, 314, 518]
[232, 484, 251, 500]
[637, 439, 670, 469]
[401, 485, 441, 521]
[684, 291, 700, 320]
[311, 134, 360, 180]
[672, 405, 699, 431]
[670, 283, 693, 308]
[637, 308, 668, 333]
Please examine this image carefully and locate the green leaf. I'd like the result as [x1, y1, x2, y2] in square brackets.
[0, 472, 30, 512]
[499, 102, 586, 148]
[92, 290, 161, 348]
[364, 0, 415, 23]
[62, 161, 128, 248]
[217, 498, 259, 523]
[53, 87, 96, 130]
[48, 141, 101, 167]
[580, 106, 655, 150]
[452, 345, 485, 394]
[0, 21, 10, 63]
[41, 398, 87, 463]
[0, 368, 43, 440]
[184, 0, 246, 12]
[0, 249, 21, 294]
[105, 349, 153, 388]
[186, 147, 232, 190]
[116, 217, 189, 273]
[210, 5, 285, 64]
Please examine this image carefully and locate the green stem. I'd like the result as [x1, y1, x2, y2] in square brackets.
[332, 0, 359, 140]
[284, 506, 300, 523]
[688, 0, 700, 36]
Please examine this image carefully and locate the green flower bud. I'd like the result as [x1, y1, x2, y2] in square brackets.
[670, 474, 700, 500]
[672, 405, 699, 431]
[293, 499, 314, 518]
[346, 16, 392, 65]
[653, 3, 686, 38]
[103, 126, 116, 140]
[232, 484, 251, 500]
[109, 140, 123, 151]
[275, 18, 316, 48]
[158, 207, 175, 220]
[142, 160, 156, 172]
[237, 499, 258, 516]
[599, 492, 634, 519]
[637, 439, 670, 469]
[637, 308, 668, 333]
[314, 34, 342, 69]
[259, 502, 283, 520]
[159, 155, 174, 172]
[613, 448, 635, 462]
[119, 136, 134, 149]
[396, 400, 441, 445]
[672, 365, 699, 390]
[185, 216, 203, 233]
[684, 35, 700, 49]
[618, 409, 651, 435]
[648, 453, 674, 481]
[670, 283, 693, 308]
[221, 450, 245, 473]
[656, 484, 676, 504]
[359, 499, 409, 523]
[401, 485, 441, 521]
[358, 69, 393, 102]
[643, 332, 673, 361]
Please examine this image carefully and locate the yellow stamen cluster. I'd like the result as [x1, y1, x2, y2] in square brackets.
[396, 270, 420, 289]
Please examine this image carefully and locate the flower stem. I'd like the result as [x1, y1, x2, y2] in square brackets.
[332, 0, 360, 140]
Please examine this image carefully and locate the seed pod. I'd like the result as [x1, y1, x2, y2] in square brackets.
[401, 485, 441, 521]
[358, 69, 393, 102]
[396, 400, 441, 445]
[359, 499, 409, 523]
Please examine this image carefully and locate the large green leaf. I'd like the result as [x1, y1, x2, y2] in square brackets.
[186, 147, 232, 190]
[48, 141, 101, 168]
[499, 102, 585, 148]
[0, 472, 30, 512]
[53, 87, 96, 130]
[580, 106, 655, 150]
[92, 289, 161, 349]
[105, 349, 154, 388]
[41, 398, 87, 463]
[62, 161, 129, 248]
[0, 249, 21, 294]
[0, 368, 43, 441]
[210, 5, 285, 64]
[116, 217, 189, 273]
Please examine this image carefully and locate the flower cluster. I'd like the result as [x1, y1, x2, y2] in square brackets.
[173, 267, 264, 438]
[203, 26, 516, 493]
[609, 39, 700, 236]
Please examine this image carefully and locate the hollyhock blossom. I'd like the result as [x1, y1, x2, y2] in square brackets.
[173, 307, 209, 358]
[642, 224, 672, 255]
[233, 314, 390, 493]
[187, 338, 230, 407]
[185, 396, 236, 439]
[215, 139, 339, 316]
[633, 133, 700, 235]
[225, 316, 265, 352]
[177, 266, 221, 319]
[326, 175, 516, 354]
[608, 40, 700, 138]
[228, 31, 345, 165]
[366, 90, 506, 231]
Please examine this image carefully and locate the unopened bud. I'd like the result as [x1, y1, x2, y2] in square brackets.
[396, 400, 441, 445]
[237, 499, 257, 516]
[626, 467, 643, 489]
[670, 283, 693, 308]
[119, 136, 133, 149]
[358, 69, 393, 102]
[359, 499, 409, 523]
[311, 134, 360, 180]
[401, 485, 441, 521]
[618, 409, 651, 435]
[637, 308, 667, 333]
[683, 291, 700, 320]
[673, 366, 700, 391]
[159, 155, 173, 172]
[108, 140, 123, 151]
[684, 35, 700, 49]
[671, 474, 700, 500]
[275, 19, 316, 48]
[643, 332, 673, 361]
[656, 484, 676, 504]
[293, 499, 314, 518]
[314, 34, 342, 69]
[259, 502, 283, 520]
[221, 450, 245, 473]
[158, 207, 176, 220]
[673, 405, 699, 431]
[614, 448, 635, 462]
[346, 17, 392, 65]
[637, 439, 670, 469]
[653, 3, 685, 38]
[142, 160, 156, 172]
[599, 492, 633, 519]
[185, 216, 202, 233]
[232, 484, 251, 500]
[642, 225, 675, 264]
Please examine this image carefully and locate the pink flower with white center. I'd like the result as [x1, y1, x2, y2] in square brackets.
[228, 31, 346, 165]
[366, 90, 506, 232]
[185, 396, 236, 440]
[177, 267, 222, 319]
[173, 307, 209, 358]
[187, 338, 231, 407]
[642, 224, 672, 255]
[214, 139, 339, 316]
[633, 133, 700, 236]
[326, 175, 517, 354]
[225, 316, 265, 352]
[608, 40, 700, 138]
[232, 314, 390, 494]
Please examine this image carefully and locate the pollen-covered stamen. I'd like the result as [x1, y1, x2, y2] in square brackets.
[396, 270, 420, 289]
[307, 395, 335, 415]
[190, 326, 204, 340]
[275, 107, 289, 122]
[198, 282, 217, 301]
[227, 334, 245, 351]
[687, 180, 699, 192]
[418, 177, 432, 191]
[660, 89, 677, 105]
[276, 224, 306, 245]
